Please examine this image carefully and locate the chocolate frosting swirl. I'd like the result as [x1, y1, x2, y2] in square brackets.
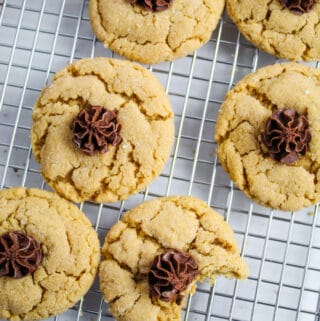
[148, 249, 199, 304]
[128, 0, 172, 12]
[0, 231, 42, 279]
[262, 109, 311, 164]
[280, 0, 315, 14]
[72, 106, 122, 156]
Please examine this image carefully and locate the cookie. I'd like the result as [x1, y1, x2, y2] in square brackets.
[0, 187, 100, 321]
[31, 57, 174, 203]
[227, 0, 320, 61]
[99, 196, 249, 321]
[89, 0, 225, 64]
[215, 62, 320, 211]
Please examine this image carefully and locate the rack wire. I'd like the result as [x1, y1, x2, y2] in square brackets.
[0, 1, 320, 321]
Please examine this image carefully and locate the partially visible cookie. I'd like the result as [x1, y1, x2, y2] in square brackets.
[100, 196, 249, 321]
[215, 63, 320, 211]
[0, 187, 100, 321]
[31, 57, 174, 203]
[89, 0, 225, 64]
[227, 0, 320, 61]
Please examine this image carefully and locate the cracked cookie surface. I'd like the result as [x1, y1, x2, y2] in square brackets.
[31, 58, 174, 203]
[89, 0, 225, 64]
[0, 187, 100, 321]
[215, 63, 320, 211]
[227, 0, 320, 61]
[99, 196, 249, 321]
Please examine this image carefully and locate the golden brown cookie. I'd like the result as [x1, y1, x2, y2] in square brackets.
[0, 187, 100, 321]
[89, 0, 225, 64]
[99, 196, 249, 321]
[215, 62, 320, 211]
[31, 57, 174, 203]
[227, 0, 320, 61]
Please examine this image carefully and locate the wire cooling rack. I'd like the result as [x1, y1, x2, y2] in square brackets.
[0, 1, 320, 321]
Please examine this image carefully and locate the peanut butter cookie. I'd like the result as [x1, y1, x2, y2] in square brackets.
[99, 196, 249, 321]
[89, 0, 225, 64]
[227, 0, 320, 61]
[215, 63, 320, 211]
[31, 58, 174, 203]
[0, 187, 100, 321]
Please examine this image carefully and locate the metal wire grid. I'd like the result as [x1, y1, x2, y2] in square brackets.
[0, 0, 320, 321]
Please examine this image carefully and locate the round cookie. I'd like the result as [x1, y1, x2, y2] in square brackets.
[227, 0, 320, 61]
[215, 63, 320, 211]
[0, 187, 100, 321]
[99, 196, 249, 321]
[89, 0, 225, 64]
[31, 58, 174, 203]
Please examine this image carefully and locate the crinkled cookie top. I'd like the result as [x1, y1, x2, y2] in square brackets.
[89, 0, 225, 64]
[0, 187, 100, 321]
[31, 58, 174, 203]
[100, 196, 248, 321]
[215, 63, 320, 211]
[227, 0, 320, 61]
